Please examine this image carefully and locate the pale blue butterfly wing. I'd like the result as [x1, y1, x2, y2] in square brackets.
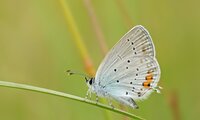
[95, 25, 161, 108]
[102, 56, 160, 98]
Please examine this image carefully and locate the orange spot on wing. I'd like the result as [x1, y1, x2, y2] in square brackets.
[146, 74, 153, 82]
[142, 81, 151, 88]
[143, 72, 154, 88]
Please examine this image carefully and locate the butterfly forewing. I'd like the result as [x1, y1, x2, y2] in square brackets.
[94, 25, 161, 101]
[96, 25, 155, 82]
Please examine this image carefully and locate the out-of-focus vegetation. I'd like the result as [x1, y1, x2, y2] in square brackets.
[0, 0, 199, 120]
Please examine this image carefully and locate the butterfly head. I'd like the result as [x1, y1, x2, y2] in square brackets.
[85, 77, 95, 87]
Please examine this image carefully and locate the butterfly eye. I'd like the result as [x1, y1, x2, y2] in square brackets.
[89, 79, 93, 85]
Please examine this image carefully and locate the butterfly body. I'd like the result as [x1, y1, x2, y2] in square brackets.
[86, 25, 161, 109]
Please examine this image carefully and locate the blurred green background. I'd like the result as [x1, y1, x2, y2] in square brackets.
[0, 0, 199, 120]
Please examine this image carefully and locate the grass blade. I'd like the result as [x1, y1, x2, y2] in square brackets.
[0, 80, 145, 120]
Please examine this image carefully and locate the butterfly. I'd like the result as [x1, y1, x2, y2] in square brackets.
[70, 25, 161, 109]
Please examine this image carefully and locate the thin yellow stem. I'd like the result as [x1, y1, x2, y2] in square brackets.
[59, 0, 95, 76]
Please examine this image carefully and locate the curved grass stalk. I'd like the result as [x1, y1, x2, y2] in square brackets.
[83, 0, 108, 55]
[0, 81, 145, 120]
[115, 0, 133, 28]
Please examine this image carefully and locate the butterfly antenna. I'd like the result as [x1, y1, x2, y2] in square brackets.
[66, 70, 91, 79]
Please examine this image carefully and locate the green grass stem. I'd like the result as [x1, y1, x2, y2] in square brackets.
[0, 80, 145, 120]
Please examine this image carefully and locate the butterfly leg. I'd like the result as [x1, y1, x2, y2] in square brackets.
[89, 91, 92, 100]
[107, 98, 114, 109]
[85, 89, 89, 99]
[95, 93, 99, 103]
[85, 89, 92, 100]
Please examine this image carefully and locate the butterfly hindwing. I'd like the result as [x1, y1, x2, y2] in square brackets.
[100, 55, 160, 100]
